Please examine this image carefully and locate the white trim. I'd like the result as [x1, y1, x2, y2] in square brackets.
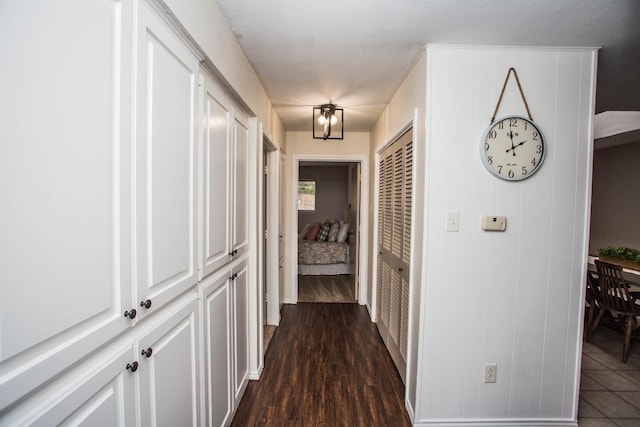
[413, 420, 577, 427]
[262, 130, 280, 326]
[290, 154, 369, 306]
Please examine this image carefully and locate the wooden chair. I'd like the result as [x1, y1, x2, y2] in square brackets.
[585, 270, 601, 340]
[593, 260, 640, 362]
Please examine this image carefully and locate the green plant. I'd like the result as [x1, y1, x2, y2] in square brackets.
[598, 246, 640, 264]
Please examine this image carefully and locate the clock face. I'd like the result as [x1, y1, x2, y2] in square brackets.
[480, 115, 545, 181]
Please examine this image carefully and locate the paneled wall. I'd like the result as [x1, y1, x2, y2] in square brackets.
[415, 45, 596, 425]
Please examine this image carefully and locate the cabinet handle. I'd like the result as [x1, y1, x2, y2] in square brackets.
[140, 299, 152, 309]
[229, 249, 238, 256]
[233, 249, 238, 255]
[141, 347, 153, 358]
[230, 272, 238, 280]
[126, 361, 139, 372]
[398, 267, 404, 272]
[124, 309, 137, 319]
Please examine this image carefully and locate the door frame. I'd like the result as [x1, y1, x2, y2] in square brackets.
[289, 154, 369, 305]
[259, 127, 280, 326]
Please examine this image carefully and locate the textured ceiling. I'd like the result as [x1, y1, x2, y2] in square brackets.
[216, 0, 640, 132]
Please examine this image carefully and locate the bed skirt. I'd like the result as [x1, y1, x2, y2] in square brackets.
[298, 263, 352, 276]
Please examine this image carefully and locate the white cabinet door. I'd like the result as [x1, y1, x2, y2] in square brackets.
[231, 114, 250, 258]
[0, 0, 134, 410]
[134, 0, 200, 316]
[138, 294, 200, 427]
[201, 273, 232, 427]
[231, 261, 249, 401]
[200, 74, 232, 279]
[0, 345, 135, 427]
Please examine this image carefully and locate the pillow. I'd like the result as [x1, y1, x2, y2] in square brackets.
[305, 223, 321, 240]
[327, 221, 340, 242]
[337, 222, 350, 243]
[316, 222, 331, 241]
[299, 223, 311, 240]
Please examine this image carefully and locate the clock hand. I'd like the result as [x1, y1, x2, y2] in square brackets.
[505, 140, 528, 154]
[507, 120, 516, 156]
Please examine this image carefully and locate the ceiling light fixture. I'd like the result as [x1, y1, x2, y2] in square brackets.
[313, 102, 343, 140]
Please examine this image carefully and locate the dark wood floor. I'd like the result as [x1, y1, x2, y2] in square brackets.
[231, 303, 411, 427]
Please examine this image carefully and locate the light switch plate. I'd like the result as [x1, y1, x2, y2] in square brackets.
[481, 215, 506, 231]
[446, 212, 460, 232]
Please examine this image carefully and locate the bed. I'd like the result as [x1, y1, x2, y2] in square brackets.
[297, 239, 352, 276]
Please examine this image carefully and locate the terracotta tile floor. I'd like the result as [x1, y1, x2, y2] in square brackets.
[579, 323, 640, 426]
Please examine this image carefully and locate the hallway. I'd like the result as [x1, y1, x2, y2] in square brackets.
[231, 303, 411, 426]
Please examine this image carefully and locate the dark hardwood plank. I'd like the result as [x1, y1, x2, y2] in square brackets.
[231, 303, 411, 427]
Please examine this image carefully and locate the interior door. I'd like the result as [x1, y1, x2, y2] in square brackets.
[376, 129, 413, 383]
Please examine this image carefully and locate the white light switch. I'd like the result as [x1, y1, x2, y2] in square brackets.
[446, 212, 460, 232]
[481, 215, 506, 231]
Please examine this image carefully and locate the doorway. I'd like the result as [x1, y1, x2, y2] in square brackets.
[290, 155, 369, 306]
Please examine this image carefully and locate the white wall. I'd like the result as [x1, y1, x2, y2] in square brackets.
[370, 51, 427, 413]
[415, 45, 596, 425]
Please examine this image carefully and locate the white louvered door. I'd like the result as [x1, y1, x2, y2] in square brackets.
[376, 129, 413, 383]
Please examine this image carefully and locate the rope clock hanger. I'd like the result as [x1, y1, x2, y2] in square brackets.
[479, 67, 545, 181]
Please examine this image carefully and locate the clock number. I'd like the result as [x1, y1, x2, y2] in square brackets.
[531, 158, 537, 167]
[487, 155, 493, 165]
[485, 142, 490, 151]
[536, 144, 542, 154]
[532, 131, 539, 141]
[522, 166, 528, 175]
[497, 165, 503, 174]
[508, 169, 515, 178]
[488, 131, 497, 139]
[510, 118, 518, 127]
[524, 121, 528, 130]
[498, 121, 504, 130]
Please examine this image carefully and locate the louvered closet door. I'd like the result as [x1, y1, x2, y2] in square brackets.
[376, 129, 413, 384]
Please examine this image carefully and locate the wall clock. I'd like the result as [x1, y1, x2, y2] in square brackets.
[480, 115, 545, 181]
[480, 68, 545, 181]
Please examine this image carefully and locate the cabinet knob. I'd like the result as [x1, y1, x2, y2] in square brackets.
[398, 267, 404, 272]
[126, 361, 139, 372]
[140, 299, 152, 309]
[230, 272, 238, 280]
[141, 347, 153, 358]
[124, 309, 137, 319]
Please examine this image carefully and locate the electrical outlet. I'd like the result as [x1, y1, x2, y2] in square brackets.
[483, 363, 497, 383]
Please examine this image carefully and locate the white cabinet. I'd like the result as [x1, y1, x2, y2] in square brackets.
[133, 0, 200, 317]
[200, 73, 250, 280]
[0, 0, 134, 410]
[231, 261, 250, 401]
[0, 295, 200, 427]
[0, 344, 136, 427]
[200, 259, 249, 427]
[137, 295, 201, 427]
[232, 115, 250, 259]
[0, 1, 254, 424]
[201, 273, 232, 427]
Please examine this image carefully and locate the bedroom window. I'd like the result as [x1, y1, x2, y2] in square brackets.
[297, 180, 316, 211]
